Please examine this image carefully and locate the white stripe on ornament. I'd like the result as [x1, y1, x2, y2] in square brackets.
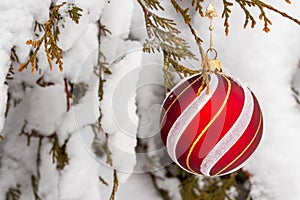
[200, 87, 254, 176]
[213, 157, 250, 176]
[166, 73, 219, 170]
[161, 73, 201, 107]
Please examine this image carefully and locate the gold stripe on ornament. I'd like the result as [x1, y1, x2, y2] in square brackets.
[214, 111, 262, 176]
[160, 75, 203, 128]
[186, 75, 231, 173]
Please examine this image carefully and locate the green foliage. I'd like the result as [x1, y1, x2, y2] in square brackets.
[49, 135, 69, 170]
[143, 0, 164, 10]
[137, 0, 196, 61]
[138, 2, 300, 200]
[179, 172, 201, 200]
[5, 47, 19, 81]
[149, 173, 171, 200]
[222, 0, 300, 35]
[19, 123, 70, 199]
[165, 52, 200, 76]
[19, 2, 83, 74]
[192, 0, 205, 17]
[170, 0, 191, 24]
[68, 3, 83, 24]
[19, 122, 34, 146]
[18, 123, 45, 199]
[197, 174, 239, 200]
[222, 0, 234, 36]
[92, 21, 119, 200]
[5, 185, 21, 200]
[95, 22, 111, 102]
[31, 175, 41, 200]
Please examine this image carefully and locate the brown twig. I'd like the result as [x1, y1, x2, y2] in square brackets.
[253, 0, 300, 26]
[64, 78, 70, 111]
[170, 0, 211, 93]
[109, 169, 119, 200]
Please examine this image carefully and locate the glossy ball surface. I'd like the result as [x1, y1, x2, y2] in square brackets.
[160, 72, 263, 176]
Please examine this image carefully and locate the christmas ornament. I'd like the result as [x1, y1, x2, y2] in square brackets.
[160, 2, 263, 176]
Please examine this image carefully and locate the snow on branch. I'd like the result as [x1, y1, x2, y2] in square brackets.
[18, 2, 82, 74]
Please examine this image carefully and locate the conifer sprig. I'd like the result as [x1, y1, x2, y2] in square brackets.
[137, 0, 196, 61]
[5, 185, 21, 200]
[223, 0, 300, 35]
[18, 2, 82, 74]
[49, 135, 69, 170]
[192, 0, 205, 17]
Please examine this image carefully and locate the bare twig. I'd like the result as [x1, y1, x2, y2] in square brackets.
[109, 169, 119, 200]
[64, 78, 70, 111]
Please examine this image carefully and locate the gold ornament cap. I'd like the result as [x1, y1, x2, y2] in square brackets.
[205, 3, 217, 18]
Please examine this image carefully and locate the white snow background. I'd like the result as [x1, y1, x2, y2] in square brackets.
[0, 0, 299, 200]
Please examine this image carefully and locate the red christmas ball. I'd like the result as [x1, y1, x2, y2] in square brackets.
[160, 72, 263, 176]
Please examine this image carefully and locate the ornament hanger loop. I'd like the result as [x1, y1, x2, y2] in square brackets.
[205, 2, 218, 59]
[206, 48, 218, 60]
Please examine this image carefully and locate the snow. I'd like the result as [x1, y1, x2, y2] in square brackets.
[26, 85, 66, 135]
[1, 0, 300, 200]
[100, 39, 143, 182]
[211, 4, 300, 199]
[59, 126, 101, 200]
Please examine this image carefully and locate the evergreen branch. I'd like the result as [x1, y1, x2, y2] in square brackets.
[169, 0, 205, 60]
[94, 21, 119, 200]
[64, 78, 71, 111]
[253, 0, 300, 26]
[99, 176, 109, 186]
[152, 15, 179, 33]
[6, 47, 19, 82]
[163, 56, 170, 95]
[223, 0, 300, 34]
[170, 0, 192, 24]
[18, 2, 82, 74]
[179, 173, 201, 200]
[197, 173, 241, 200]
[49, 135, 69, 170]
[192, 0, 205, 17]
[19, 122, 56, 146]
[68, 3, 83, 24]
[149, 172, 171, 200]
[165, 54, 200, 76]
[95, 21, 114, 165]
[31, 137, 43, 200]
[19, 124, 70, 198]
[235, 0, 256, 29]
[255, 1, 272, 33]
[222, 0, 233, 36]
[109, 169, 119, 200]
[169, 0, 212, 92]
[105, 133, 113, 166]
[143, 0, 164, 10]
[95, 21, 111, 102]
[36, 137, 42, 180]
[5, 185, 21, 200]
[137, 0, 196, 61]
[31, 175, 41, 200]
